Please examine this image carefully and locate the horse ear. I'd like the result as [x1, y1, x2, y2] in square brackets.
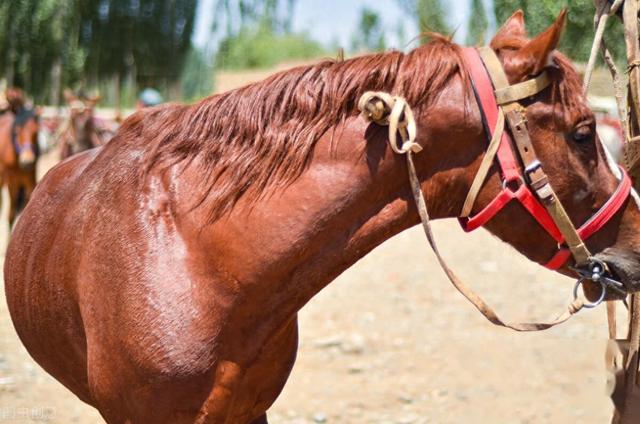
[493, 10, 527, 40]
[515, 9, 567, 76]
[63, 89, 77, 104]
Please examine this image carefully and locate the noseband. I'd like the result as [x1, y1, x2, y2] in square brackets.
[359, 46, 633, 330]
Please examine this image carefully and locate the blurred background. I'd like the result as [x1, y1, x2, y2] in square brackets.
[0, 0, 625, 107]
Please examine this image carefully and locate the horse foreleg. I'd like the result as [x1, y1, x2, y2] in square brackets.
[195, 360, 247, 424]
[7, 178, 18, 231]
[196, 319, 298, 424]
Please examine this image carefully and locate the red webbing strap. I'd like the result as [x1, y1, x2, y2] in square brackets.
[461, 48, 520, 182]
[459, 190, 512, 231]
[512, 186, 564, 242]
[578, 166, 631, 240]
[460, 183, 564, 241]
[545, 250, 572, 270]
[545, 167, 632, 270]
[459, 48, 564, 241]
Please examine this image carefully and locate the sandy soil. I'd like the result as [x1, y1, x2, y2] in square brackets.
[0, 62, 626, 423]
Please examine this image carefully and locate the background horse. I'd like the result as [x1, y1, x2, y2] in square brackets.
[58, 90, 104, 160]
[5, 10, 640, 424]
[0, 89, 39, 229]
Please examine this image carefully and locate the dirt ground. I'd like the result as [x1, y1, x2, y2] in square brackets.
[0, 63, 626, 423]
[0, 149, 620, 424]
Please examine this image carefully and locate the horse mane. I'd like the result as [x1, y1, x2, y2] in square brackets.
[124, 35, 469, 221]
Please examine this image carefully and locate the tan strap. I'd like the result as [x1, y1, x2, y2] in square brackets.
[460, 109, 504, 217]
[406, 151, 584, 331]
[480, 47, 592, 266]
[359, 91, 586, 332]
[495, 72, 551, 105]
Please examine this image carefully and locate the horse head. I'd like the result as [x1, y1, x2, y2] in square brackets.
[64, 90, 100, 149]
[11, 107, 39, 170]
[406, 10, 640, 300]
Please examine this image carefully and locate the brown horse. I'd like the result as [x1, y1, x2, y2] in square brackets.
[58, 91, 104, 160]
[0, 92, 39, 230]
[5, 11, 640, 423]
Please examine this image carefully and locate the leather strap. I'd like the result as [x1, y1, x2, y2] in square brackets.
[542, 159, 632, 270]
[406, 150, 584, 331]
[460, 109, 504, 217]
[495, 72, 550, 106]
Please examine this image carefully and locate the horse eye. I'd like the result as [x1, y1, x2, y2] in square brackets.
[572, 125, 594, 143]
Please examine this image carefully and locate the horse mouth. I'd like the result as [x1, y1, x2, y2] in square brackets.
[593, 247, 640, 298]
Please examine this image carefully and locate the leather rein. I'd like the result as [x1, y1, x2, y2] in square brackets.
[359, 46, 632, 331]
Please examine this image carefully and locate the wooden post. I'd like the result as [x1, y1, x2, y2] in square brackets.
[611, 1, 640, 422]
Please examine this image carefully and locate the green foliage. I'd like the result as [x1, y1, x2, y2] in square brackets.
[351, 8, 386, 52]
[215, 26, 325, 69]
[212, 0, 297, 37]
[211, 0, 321, 70]
[419, 0, 450, 34]
[0, 0, 197, 104]
[466, 0, 488, 46]
[396, 0, 450, 40]
[181, 47, 215, 101]
[82, 0, 197, 89]
[493, 0, 626, 62]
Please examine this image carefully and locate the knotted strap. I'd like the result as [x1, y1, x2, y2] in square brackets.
[358, 91, 585, 331]
[358, 92, 422, 154]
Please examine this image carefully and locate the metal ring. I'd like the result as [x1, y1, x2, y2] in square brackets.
[501, 176, 525, 191]
[573, 278, 606, 309]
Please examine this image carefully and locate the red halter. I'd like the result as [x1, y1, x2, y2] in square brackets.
[458, 47, 632, 270]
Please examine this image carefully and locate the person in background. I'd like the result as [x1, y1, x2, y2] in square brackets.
[136, 88, 164, 110]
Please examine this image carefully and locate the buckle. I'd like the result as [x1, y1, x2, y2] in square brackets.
[524, 160, 541, 175]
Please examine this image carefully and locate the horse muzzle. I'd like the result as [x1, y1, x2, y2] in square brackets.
[18, 149, 36, 170]
[592, 247, 640, 299]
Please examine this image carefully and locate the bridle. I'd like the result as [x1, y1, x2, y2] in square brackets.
[459, 47, 632, 291]
[358, 46, 633, 330]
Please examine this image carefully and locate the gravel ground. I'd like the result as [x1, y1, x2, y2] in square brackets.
[0, 149, 620, 424]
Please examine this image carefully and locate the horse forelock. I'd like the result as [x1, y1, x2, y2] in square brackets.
[130, 35, 470, 222]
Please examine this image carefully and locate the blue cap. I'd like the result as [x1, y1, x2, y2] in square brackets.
[139, 88, 164, 107]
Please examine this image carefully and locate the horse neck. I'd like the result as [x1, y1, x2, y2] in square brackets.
[191, 72, 483, 309]
[72, 118, 94, 147]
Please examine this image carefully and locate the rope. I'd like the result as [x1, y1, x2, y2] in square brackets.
[583, 0, 629, 143]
